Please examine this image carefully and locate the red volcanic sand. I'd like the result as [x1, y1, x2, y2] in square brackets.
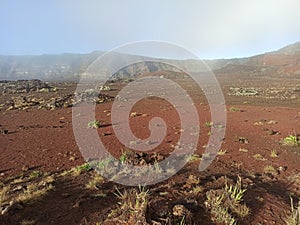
[0, 81, 299, 224]
[0, 100, 299, 177]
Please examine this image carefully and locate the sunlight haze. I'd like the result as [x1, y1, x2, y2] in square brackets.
[0, 0, 300, 58]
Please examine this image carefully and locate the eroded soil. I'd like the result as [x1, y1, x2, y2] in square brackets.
[0, 75, 299, 225]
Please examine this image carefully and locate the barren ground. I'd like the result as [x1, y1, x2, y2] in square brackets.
[0, 74, 299, 225]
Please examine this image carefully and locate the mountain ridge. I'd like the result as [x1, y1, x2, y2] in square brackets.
[0, 42, 299, 81]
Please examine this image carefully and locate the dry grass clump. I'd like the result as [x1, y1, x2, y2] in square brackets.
[205, 176, 249, 225]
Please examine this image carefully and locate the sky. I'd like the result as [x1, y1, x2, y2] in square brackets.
[0, 0, 300, 59]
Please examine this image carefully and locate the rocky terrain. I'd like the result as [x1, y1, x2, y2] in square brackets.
[0, 42, 299, 81]
[0, 42, 299, 225]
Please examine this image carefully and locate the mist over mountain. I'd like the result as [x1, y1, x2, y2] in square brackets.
[0, 42, 299, 81]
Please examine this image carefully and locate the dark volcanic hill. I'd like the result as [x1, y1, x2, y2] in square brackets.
[0, 42, 299, 81]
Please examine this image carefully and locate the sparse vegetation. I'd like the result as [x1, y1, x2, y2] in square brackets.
[238, 137, 249, 144]
[87, 120, 102, 129]
[218, 149, 227, 155]
[284, 197, 300, 225]
[107, 186, 149, 224]
[282, 135, 300, 147]
[188, 154, 201, 161]
[205, 176, 249, 224]
[130, 111, 142, 117]
[239, 148, 249, 153]
[0, 174, 55, 208]
[29, 170, 43, 179]
[253, 153, 267, 161]
[270, 150, 279, 157]
[0, 60, 300, 224]
[86, 173, 104, 189]
[263, 165, 278, 176]
[205, 121, 213, 127]
[230, 107, 242, 112]
[119, 149, 130, 164]
[20, 220, 37, 225]
[74, 163, 93, 175]
[17, 182, 53, 204]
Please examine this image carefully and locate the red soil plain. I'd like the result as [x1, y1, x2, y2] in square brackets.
[0, 71, 299, 225]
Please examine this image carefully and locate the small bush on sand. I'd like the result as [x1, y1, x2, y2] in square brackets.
[282, 135, 300, 147]
[106, 186, 149, 224]
[284, 197, 300, 225]
[205, 176, 249, 225]
[87, 120, 102, 129]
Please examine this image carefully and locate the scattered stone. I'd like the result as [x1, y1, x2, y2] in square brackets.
[115, 95, 128, 102]
[267, 120, 278, 125]
[12, 185, 23, 192]
[3, 92, 113, 111]
[38, 94, 74, 110]
[172, 204, 188, 217]
[62, 193, 71, 198]
[278, 166, 287, 172]
[102, 132, 112, 136]
[1, 129, 8, 134]
[1, 79, 56, 94]
[238, 137, 249, 144]
[267, 130, 280, 135]
[99, 85, 111, 91]
[1, 201, 23, 215]
[228, 87, 259, 96]
[74, 89, 114, 104]
[294, 84, 300, 92]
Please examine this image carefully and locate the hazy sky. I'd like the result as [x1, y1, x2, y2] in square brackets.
[1, 0, 300, 58]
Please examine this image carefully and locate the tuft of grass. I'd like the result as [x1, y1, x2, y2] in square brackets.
[29, 170, 43, 179]
[239, 148, 249, 153]
[17, 183, 53, 204]
[282, 135, 300, 147]
[0, 185, 9, 205]
[74, 163, 92, 175]
[108, 186, 149, 224]
[224, 176, 247, 204]
[184, 175, 200, 189]
[86, 173, 104, 189]
[87, 120, 102, 129]
[205, 121, 213, 127]
[180, 216, 185, 225]
[218, 149, 227, 156]
[188, 154, 201, 161]
[288, 174, 300, 187]
[153, 160, 163, 174]
[230, 107, 242, 112]
[284, 197, 300, 225]
[119, 149, 130, 164]
[192, 185, 204, 195]
[270, 150, 279, 158]
[20, 220, 37, 225]
[263, 165, 278, 176]
[16, 175, 55, 204]
[253, 153, 267, 161]
[205, 176, 249, 224]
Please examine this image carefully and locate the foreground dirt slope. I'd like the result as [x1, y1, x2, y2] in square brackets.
[0, 78, 299, 225]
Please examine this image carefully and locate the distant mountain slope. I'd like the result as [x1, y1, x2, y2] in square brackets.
[275, 41, 300, 55]
[215, 42, 300, 78]
[0, 42, 299, 81]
